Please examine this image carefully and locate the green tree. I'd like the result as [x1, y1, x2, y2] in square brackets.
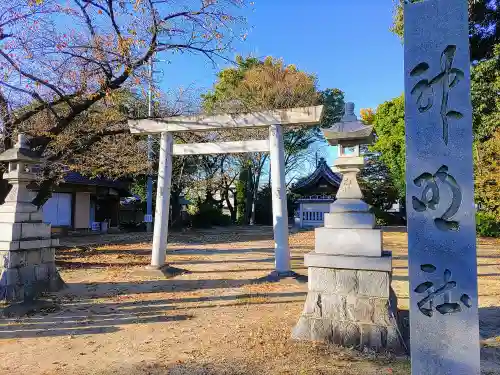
[475, 129, 500, 219]
[371, 95, 406, 197]
[318, 88, 345, 128]
[236, 167, 250, 224]
[391, 0, 499, 61]
[472, 45, 500, 221]
[357, 106, 401, 216]
[201, 55, 344, 224]
[471, 45, 500, 141]
[359, 153, 400, 213]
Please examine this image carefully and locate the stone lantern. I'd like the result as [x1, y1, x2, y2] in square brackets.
[322, 102, 374, 220]
[0, 134, 63, 302]
[292, 103, 401, 352]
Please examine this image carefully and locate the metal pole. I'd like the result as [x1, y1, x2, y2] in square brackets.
[146, 56, 154, 232]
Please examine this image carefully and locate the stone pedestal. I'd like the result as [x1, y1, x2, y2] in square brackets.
[292, 252, 400, 351]
[292, 103, 402, 352]
[0, 135, 64, 302]
[292, 197, 401, 351]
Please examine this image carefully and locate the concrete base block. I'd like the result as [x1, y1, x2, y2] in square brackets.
[0, 239, 59, 251]
[329, 199, 371, 213]
[315, 227, 382, 256]
[0, 202, 38, 214]
[0, 222, 51, 242]
[305, 252, 392, 272]
[324, 212, 375, 229]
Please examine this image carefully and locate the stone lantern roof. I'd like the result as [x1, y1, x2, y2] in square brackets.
[322, 102, 374, 147]
[0, 134, 40, 163]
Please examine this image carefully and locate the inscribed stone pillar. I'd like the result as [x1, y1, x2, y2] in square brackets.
[404, 1, 480, 374]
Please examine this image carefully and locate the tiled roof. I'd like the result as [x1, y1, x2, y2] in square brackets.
[292, 158, 342, 192]
[63, 172, 131, 195]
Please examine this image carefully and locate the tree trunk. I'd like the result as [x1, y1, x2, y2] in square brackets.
[244, 165, 253, 224]
[399, 197, 407, 222]
[250, 166, 263, 225]
[223, 185, 236, 223]
[170, 190, 182, 228]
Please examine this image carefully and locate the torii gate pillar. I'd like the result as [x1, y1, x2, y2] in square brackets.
[149, 132, 173, 269]
[269, 124, 290, 274]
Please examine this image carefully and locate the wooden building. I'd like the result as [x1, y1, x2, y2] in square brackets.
[291, 157, 342, 228]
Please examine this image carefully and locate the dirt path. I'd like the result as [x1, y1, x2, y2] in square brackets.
[0, 227, 498, 374]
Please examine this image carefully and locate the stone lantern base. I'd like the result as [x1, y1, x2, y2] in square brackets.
[291, 252, 402, 352]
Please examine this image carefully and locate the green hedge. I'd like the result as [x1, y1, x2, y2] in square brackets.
[190, 202, 232, 228]
[476, 211, 500, 238]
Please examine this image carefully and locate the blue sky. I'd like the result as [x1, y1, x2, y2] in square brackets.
[157, 1, 404, 173]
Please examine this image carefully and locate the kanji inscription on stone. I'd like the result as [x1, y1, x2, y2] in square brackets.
[412, 165, 462, 231]
[414, 264, 472, 317]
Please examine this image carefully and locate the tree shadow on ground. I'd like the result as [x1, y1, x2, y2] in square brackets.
[92, 344, 409, 375]
[59, 270, 307, 298]
[60, 226, 280, 249]
[55, 254, 305, 270]
[102, 360, 264, 375]
[0, 291, 305, 339]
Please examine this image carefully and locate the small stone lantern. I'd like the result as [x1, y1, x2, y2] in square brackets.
[320, 102, 375, 222]
[292, 103, 402, 352]
[0, 134, 63, 302]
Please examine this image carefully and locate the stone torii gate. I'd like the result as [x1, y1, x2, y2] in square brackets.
[128, 105, 324, 275]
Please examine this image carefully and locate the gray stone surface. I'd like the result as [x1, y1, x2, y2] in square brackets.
[324, 212, 375, 229]
[358, 271, 389, 298]
[293, 262, 402, 352]
[308, 268, 337, 293]
[335, 269, 359, 294]
[345, 295, 373, 322]
[329, 199, 370, 213]
[405, 0, 480, 373]
[41, 248, 56, 264]
[304, 252, 392, 272]
[315, 227, 382, 256]
[0, 135, 64, 302]
[322, 294, 348, 320]
[0, 239, 59, 251]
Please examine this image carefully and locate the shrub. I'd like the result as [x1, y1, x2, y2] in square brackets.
[119, 221, 146, 232]
[254, 184, 297, 225]
[190, 202, 232, 228]
[372, 208, 406, 227]
[476, 211, 500, 238]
